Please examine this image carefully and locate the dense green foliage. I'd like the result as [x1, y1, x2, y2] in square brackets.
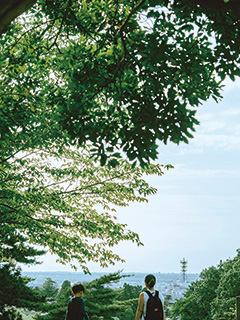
[85, 272, 139, 320]
[1, 0, 239, 166]
[1, 0, 239, 279]
[0, 263, 45, 320]
[37, 278, 59, 301]
[33, 272, 142, 320]
[0, 143, 168, 272]
[115, 282, 143, 319]
[33, 279, 70, 320]
[56, 280, 72, 305]
[1, 0, 174, 269]
[1, 0, 239, 39]
[170, 249, 240, 320]
[0, 268, 140, 320]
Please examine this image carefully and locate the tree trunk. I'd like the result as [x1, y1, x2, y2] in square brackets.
[236, 296, 240, 320]
[0, 0, 37, 36]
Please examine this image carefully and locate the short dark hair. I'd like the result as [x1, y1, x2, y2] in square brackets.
[72, 283, 85, 294]
[145, 274, 156, 288]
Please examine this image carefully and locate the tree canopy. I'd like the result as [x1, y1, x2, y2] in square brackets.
[0, 262, 45, 317]
[1, 0, 239, 272]
[1, 0, 239, 166]
[1, 144, 168, 272]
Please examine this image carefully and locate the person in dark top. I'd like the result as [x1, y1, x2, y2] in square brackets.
[66, 283, 90, 320]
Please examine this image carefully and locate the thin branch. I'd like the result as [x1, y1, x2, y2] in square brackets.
[47, 0, 72, 53]
[0, 203, 17, 210]
[120, 0, 147, 32]
[88, 0, 147, 103]
[6, 20, 54, 53]
[0, 148, 25, 164]
[68, 8, 97, 40]
[55, 172, 126, 196]
[10, 150, 41, 164]
[118, 0, 147, 67]
[44, 177, 77, 189]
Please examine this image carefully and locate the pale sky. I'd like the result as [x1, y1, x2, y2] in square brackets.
[21, 78, 240, 274]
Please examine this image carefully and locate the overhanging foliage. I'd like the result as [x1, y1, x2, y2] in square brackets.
[0, 145, 170, 272]
[0, 0, 239, 165]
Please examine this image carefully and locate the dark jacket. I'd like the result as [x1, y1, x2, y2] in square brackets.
[66, 297, 90, 320]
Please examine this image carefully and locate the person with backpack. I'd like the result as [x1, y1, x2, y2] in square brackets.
[135, 274, 164, 320]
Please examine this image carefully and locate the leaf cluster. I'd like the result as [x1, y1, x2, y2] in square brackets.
[0, 263, 45, 314]
[1, 0, 239, 274]
[1, 0, 239, 166]
[0, 145, 169, 272]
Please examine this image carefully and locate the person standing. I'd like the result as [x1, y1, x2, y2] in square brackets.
[135, 274, 164, 320]
[66, 283, 90, 320]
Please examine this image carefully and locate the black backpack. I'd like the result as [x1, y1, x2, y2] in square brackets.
[144, 290, 164, 320]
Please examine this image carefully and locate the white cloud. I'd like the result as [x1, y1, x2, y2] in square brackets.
[164, 166, 240, 178]
[178, 147, 204, 155]
[222, 108, 240, 116]
[234, 124, 240, 135]
[192, 133, 240, 151]
[198, 108, 240, 135]
[199, 120, 227, 133]
[170, 132, 240, 155]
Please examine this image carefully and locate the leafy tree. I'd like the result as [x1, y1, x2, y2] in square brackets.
[0, 307, 22, 320]
[34, 280, 72, 320]
[1, 0, 239, 274]
[32, 280, 70, 320]
[56, 280, 72, 305]
[164, 294, 173, 319]
[170, 265, 223, 320]
[0, 263, 45, 317]
[1, 0, 239, 167]
[1, 145, 167, 272]
[170, 250, 240, 320]
[0, 231, 46, 265]
[211, 251, 240, 320]
[85, 272, 138, 320]
[117, 282, 142, 301]
[170, 265, 222, 320]
[40, 278, 59, 300]
[115, 283, 142, 320]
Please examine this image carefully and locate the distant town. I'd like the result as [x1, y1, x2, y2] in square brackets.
[23, 271, 199, 302]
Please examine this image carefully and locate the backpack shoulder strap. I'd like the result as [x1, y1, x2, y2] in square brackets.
[155, 290, 159, 297]
[143, 290, 152, 298]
